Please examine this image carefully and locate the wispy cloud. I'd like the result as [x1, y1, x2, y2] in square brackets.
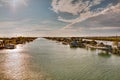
[52, 0, 104, 15]
[0, 19, 55, 37]
[51, 0, 120, 29]
[89, 27, 120, 30]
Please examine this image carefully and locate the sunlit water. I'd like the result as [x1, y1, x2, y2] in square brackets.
[0, 38, 120, 80]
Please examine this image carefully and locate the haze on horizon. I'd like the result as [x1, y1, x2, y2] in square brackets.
[0, 0, 120, 37]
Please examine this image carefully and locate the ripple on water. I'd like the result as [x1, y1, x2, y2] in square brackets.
[0, 38, 120, 80]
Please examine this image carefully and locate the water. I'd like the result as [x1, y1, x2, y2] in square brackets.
[0, 38, 120, 80]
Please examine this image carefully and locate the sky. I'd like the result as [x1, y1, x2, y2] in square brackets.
[0, 0, 120, 37]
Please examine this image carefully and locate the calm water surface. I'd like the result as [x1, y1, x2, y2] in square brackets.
[0, 38, 120, 80]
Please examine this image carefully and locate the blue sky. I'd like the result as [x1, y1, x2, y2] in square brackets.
[0, 0, 120, 37]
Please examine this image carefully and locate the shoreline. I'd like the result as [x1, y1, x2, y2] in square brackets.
[43, 37, 120, 55]
[0, 37, 37, 49]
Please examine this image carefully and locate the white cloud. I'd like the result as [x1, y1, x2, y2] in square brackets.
[51, 0, 106, 22]
[89, 27, 120, 30]
[52, 0, 104, 15]
[0, 19, 54, 37]
[51, 0, 120, 29]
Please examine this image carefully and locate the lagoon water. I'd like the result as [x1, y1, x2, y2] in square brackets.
[0, 38, 120, 80]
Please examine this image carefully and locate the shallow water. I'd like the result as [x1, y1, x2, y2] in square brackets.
[0, 38, 120, 80]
